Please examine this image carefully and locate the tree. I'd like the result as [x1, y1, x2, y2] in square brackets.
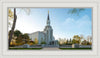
[8, 30, 11, 36]
[70, 38, 72, 43]
[72, 39, 76, 44]
[29, 41, 35, 45]
[81, 40, 87, 45]
[16, 34, 25, 45]
[34, 38, 38, 45]
[10, 30, 22, 45]
[8, 9, 14, 28]
[73, 35, 81, 44]
[64, 38, 67, 44]
[86, 35, 92, 45]
[80, 34, 84, 45]
[68, 8, 85, 16]
[58, 38, 62, 45]
[87, 35, 92, 42]
[66, 39, 69, 44]
[90, 36, 92, 43]
[8, 8, 30, 47]
[23, 33, 30, 44]
[9, 8, 17, 47]
[13, 30, 30, 45]
[14, 30, 22, 37]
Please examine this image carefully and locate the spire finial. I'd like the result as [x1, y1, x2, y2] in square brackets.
[48, 10, 49, 14]
[47, 10, 50, 26]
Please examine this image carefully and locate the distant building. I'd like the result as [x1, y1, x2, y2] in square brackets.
[28, 11, 58, 47]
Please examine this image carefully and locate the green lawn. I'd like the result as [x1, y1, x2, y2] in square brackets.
[59, 48, 92, 50]
[9, 48, 42, 50]
[9, 48, 91, 50]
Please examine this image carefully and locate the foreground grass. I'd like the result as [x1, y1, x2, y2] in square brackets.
[59, 48, 92, 50]
[9, 48, 91, 50]
[9, 48, 42, 50]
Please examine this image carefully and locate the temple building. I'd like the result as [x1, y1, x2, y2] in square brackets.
[28, 11, 58, 47]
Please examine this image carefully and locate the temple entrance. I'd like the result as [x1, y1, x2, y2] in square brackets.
[42, 41, 59, 48]
[50, 41, 54, 45]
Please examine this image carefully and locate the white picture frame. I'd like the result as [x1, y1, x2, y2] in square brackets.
[0, 0, 100, 58]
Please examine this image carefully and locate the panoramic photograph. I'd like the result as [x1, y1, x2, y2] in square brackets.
[8, 8, 92, 50]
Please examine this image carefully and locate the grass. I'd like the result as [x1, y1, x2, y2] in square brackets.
[9, 48, 42, 50]
[59, 48, 92, 50]
[9, 47, 91, 50]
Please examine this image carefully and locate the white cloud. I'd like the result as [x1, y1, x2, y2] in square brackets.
[63, 15, 91, 30]
[54, 15, 92, 39]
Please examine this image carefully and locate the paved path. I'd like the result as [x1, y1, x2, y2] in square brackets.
[42, 47, 60, 50]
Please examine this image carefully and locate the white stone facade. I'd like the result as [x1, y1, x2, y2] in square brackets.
[28, 31, 46, 44]
[28, 12, 58, 46]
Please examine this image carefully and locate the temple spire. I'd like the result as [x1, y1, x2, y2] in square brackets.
[48, 10, 49, 20]
[47, 10, 50, 26]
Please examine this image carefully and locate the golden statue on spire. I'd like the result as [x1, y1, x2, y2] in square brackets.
[48, 10, 49, 14]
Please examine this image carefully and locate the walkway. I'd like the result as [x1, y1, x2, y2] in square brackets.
[42, 47, 60, 50]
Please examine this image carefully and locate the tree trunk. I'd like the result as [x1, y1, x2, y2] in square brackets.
[8, 8, 17, 47]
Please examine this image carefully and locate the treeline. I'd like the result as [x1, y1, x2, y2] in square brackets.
[8, 30, 41, 47]
[58, 35, 92, 45]
[8, 30, 32, 46]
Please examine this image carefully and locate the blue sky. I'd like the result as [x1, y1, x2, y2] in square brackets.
[9, 8, 92, 40]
